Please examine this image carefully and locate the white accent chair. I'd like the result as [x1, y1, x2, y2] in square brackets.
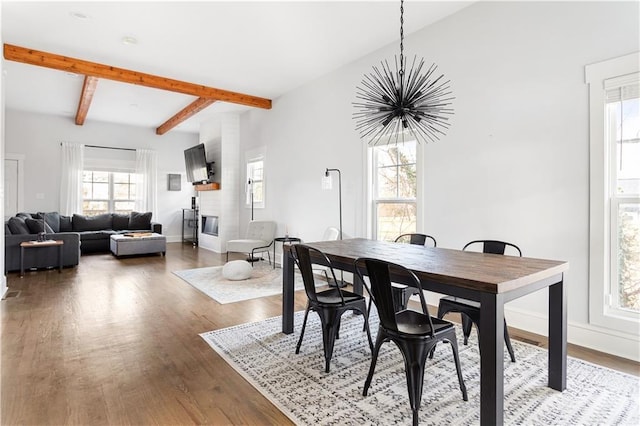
[314, 226, 341, 282]
[226, 220, 277, 265]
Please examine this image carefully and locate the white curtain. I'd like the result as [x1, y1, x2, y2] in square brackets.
[59, 142, 84, 215]
[135, 149, 158, 215]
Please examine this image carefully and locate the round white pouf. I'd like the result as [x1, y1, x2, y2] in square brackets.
[222, 260, 253, 281]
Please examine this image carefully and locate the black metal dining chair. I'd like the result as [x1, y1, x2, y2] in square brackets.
[355, 257, 467, 426]
[292, 244, 373, 373]
[390, 233, 437, 312]
[435, 240, 521, 363]
[394, 233, 437, 247]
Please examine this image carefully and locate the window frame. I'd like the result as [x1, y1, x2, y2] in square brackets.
[586, 52, 640, 332]
[367, 139, 423, 241]
[245, 149, 266, 210]
[82, 170, 137, 216]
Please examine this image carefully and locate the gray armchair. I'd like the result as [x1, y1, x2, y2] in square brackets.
[226, 220, 276, 264]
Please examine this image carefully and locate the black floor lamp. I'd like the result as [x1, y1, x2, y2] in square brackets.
[247, 178, 255, 221]
[323, 168, 345, 287]
[246, 178, 259, 262]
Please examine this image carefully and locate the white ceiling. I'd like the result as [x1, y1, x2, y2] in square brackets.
[1, 1, 472, 134]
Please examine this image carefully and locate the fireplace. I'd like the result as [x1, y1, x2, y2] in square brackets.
[201, 215, 219, 236]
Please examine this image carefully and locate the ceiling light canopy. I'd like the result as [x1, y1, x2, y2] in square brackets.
[69, 11, 89, 20]
[122, 36, 138, 45]
[353, 0, 454, 146]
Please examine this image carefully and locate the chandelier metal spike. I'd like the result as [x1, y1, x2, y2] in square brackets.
[353, 0, 454, 146]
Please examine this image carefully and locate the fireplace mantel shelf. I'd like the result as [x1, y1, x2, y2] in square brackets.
[194, 183, 220, 191]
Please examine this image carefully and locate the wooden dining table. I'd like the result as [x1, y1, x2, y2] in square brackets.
[282, 238, 569, 426]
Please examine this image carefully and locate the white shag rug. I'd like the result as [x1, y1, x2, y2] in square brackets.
[200, 310, 640, 425]
[173, 261, 304, 304]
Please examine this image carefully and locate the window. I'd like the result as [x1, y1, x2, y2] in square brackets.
[606, 76, 640, 315]
[82, 171, 136, 216]
[246, 158, 265, 207]
[371, 141, 418, 241]
[586, 52, 640, 331]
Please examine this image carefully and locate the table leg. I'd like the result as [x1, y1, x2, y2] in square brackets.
[479, 293, 505, 426]
[58, 245, 63, 273]
[273, 243, 276, 270]
[548, 276, 567, 391]
[282, 247, 295, 334]
[20, 246, 25, 277]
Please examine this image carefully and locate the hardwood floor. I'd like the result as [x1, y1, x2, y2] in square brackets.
[2, 243, 638, 425]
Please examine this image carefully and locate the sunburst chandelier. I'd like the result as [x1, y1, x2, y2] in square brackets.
[353, 0, 454, 146]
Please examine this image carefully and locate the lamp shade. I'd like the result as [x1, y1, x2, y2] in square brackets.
[321, 174, 333, 190]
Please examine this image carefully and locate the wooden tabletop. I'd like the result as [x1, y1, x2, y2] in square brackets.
[20, 240, 64, 247]
[302, 238, 569, 294]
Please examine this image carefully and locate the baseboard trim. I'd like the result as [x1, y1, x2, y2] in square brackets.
[1, 275, 8, 300]
[424, 293, 639, 362]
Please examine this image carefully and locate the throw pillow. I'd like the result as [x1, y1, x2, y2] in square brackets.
[112, 214, 130, 231]
[7, 216, 31, 235]
[59, 215, 72, 232]
[72, 213, 113, 231]
[128, 211, 152, 230]
[25, 218, 54, 234]
[36, 212, 61, 233]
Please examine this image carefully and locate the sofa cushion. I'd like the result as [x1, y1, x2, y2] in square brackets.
[112, 214, 130, 231]
[25, 218, 54, 234]
[7, 216, 31, 235]
[128, 211, 152, 230]
[78, 230, 116, 241]
[16, 212, 33, 219]
[73, 213, 113, 232]
[36, 212, 61, 233]
[59, 215, 73, 232]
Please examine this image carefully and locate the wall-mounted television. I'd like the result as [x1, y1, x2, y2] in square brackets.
[184, 143, 209, 184]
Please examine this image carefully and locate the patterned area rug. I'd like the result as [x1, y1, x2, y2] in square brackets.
[173, 262, 304, 304]
[201, 311, 639, 425]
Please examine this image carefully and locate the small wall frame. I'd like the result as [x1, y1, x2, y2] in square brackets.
[168, 174, 181, 191]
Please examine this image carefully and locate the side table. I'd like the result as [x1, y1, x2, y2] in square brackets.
[273, 236, 301, 269]
[20, 240, 64, 277]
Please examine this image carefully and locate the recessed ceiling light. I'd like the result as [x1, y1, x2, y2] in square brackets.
[69, 11, 89, 20]
[65, 72, 80, 78]
[122, 36, 138, 45]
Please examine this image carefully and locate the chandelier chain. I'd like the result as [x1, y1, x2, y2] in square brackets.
[400, 0, 404, 75]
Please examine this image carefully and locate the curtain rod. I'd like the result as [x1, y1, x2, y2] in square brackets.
[60, 143, 136, 152]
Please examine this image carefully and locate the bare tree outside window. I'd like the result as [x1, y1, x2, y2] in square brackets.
[373, 142, 417, 241]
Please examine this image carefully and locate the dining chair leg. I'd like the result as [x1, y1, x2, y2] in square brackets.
[363, 330, 385, 396]
[318, 308, 342, 373]
[504, 319, 516, 362]
[295, 305, 311, 354]
[397, 339, 430, 426]
[461, 314, 473, 345]
[447, 333, 468, 401]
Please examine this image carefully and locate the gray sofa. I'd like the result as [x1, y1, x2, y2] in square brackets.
[4, 211, 162, 272]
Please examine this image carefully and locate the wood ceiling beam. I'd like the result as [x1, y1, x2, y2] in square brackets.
[75, 75, 99, 125]
[3, 43, 272, 110]
[156, 97, 217, 135]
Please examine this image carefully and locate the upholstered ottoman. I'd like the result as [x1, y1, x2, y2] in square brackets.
[222, 260, 253, 281]
[110, 233, 166, 257]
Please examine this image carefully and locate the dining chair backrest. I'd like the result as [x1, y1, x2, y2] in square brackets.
[394, 233, 437, 247]
[463, 240, 522, 257]
[293, 244, 343, 304]
[354, 257, 434, 336]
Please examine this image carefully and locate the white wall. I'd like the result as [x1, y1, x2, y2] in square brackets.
[240, 1, 640, 359]
[4, 110, 198, 241]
